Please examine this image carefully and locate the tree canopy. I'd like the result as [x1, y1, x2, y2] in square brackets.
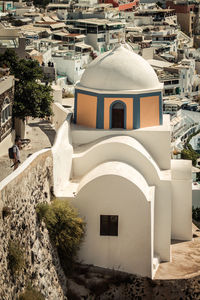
[0, 49, 53, 120]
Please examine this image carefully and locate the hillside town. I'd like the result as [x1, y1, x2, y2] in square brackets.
[0, 0, 200, 299]
[1, 0, 200, 192]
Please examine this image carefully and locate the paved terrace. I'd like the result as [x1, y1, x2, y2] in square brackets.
[155, 223, 200, 280]
[0, 118, 56, 182]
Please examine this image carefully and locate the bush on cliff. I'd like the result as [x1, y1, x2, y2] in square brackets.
[18, 286, 45, 300]
[36, 199, 85, 271]
[18, 285, 45, 300]
[7, 240, 25, 276]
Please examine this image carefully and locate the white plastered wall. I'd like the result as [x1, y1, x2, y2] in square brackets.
[52, 114, 73, 195]
[171, 160, 192, 241]
[52, 103, 69, 131]
[154, 180, 171, 262]
[192, 187, 200, 208]
[71, 115, 171, 170]
[72, 136, 160, 184]
[72, 130, 172, 262]
[53, 114, 173, 268]
[52, 86, 62, 104]
[71, 162, 155, 278]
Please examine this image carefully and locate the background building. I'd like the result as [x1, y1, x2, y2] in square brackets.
[0, 68, 15, 155]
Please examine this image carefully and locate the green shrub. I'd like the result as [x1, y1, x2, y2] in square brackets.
[181, 148, 199, 166]
[18, 286, 45, 300]
[36, 202, 49, 222]
[7, 240, 25, 276]
[36, 199, 85, 270]
[2, 206, 11, 219]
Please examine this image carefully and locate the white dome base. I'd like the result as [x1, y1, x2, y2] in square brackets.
[79, 44, 163, 92]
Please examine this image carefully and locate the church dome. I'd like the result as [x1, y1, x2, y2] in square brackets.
[79, 44, 162, 92]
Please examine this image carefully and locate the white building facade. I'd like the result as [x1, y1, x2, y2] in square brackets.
[52, 44, 192, 278]
[67, 19, 125, 53]
[52, 51, 91, 83]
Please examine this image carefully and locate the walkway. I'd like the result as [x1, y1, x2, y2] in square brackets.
[0, 119, 56, 182]
[155, 223, 200, 280]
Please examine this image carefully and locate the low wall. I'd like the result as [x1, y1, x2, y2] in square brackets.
[193, 187, 200, 208]
[0, 149, 67, 300]
[66, 264, 200, 299]
[52, 102, 68, 131]
[100, 274, 200, 299]
[0, 130, 15, 156]
[52, 114, 73, 195]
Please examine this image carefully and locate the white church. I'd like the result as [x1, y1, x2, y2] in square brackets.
[52, 44, 192, 279]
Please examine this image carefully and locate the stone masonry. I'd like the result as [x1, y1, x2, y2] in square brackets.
[0, 86, 14, 142]
[0, 150, 67, 300]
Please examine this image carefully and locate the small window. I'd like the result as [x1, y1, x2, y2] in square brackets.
[100, 215, 118, 236]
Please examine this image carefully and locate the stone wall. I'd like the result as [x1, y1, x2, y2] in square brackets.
[0, 85, 14, 113]
[99, 275, 200, 299]
[0, 86, 14, 142]
[67, 265, 200, 300]
[0, 150, 67, 300]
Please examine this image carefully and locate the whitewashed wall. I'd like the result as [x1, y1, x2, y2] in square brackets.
[192, 187, 200, 208]
[52, 102, 68, 131]
[71, 162, 155, 278]
[52, 114, 73, 194]
[171, 160, 192, 240]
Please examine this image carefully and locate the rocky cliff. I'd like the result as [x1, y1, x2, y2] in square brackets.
[0, 150, 67, 300]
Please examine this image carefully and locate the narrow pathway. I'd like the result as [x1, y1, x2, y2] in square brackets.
[0, 118, 56, 182]
[155, 223, 200, 280]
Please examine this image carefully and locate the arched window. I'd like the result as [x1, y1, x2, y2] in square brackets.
[110, 101, 126, 129]
[1, 97, 11, 125]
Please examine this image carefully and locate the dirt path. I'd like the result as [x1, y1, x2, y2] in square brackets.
[0, 119, 56, 182]
[155, 223, 200, 280]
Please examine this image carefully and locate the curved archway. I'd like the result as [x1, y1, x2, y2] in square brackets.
[110, 101, 126, 129]
[75, 162, 154, 277]
[73, 135, 161, 184]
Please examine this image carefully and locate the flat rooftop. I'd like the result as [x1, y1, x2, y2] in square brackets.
[71, 18, 125, 26]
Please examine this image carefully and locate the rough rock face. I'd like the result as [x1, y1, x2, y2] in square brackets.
[0, 150, 67, 300]
[66, 265, 200, 300]
[99, 276, 200, 299]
